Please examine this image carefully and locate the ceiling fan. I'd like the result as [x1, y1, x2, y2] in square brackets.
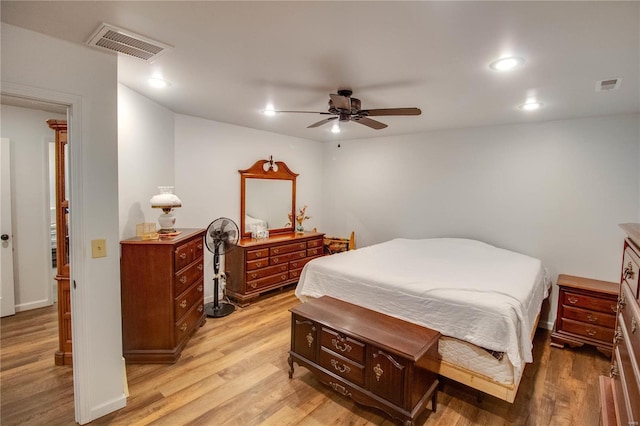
[274, 89, 421, 130]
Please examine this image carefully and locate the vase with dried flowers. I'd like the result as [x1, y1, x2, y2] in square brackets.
[288, 205, 311, 233]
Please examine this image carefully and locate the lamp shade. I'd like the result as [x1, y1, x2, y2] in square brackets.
[150, 186, 182, 208]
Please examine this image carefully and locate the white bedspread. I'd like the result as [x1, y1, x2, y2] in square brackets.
[295, 238, 550, 380]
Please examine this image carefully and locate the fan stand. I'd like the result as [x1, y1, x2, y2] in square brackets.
[205, 245, 235, 318]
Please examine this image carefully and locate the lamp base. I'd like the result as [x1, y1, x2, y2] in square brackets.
[205, 302, 235, 318]
[158, 228, 177, 234]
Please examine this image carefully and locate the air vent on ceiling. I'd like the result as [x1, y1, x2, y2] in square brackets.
[595, 78, 621, 92]
[86, 23, 173, 62]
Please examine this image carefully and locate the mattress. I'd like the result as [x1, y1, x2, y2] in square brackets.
[439, 336, 514, 384]
[296, 238, 550, 381]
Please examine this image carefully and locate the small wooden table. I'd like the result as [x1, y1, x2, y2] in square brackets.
[550, 274, 619, 357]
[288, 296, 440, 426]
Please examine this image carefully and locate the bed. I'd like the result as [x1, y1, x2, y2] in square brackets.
[295, 238, 550, 402]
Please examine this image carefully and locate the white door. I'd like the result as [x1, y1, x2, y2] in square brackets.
[1, 137, 16, 317]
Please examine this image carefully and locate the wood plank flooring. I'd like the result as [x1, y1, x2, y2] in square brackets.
[1, 289, 608, 425]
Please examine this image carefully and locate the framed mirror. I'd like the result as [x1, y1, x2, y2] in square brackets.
[239, 157, 298, 238]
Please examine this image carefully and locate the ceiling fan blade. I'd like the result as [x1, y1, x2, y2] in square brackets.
[362, 108, 422, 117]
[352, 116, 388, 130]
[329, 94, 351, 111]
[275, 110, 333, 115]
[307, 116, 338, 128]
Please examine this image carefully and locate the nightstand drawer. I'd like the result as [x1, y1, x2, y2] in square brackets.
[563, 291, 618, 315]
[560, 318, 614, 343]
[319, 347, 365, 386]
[562, 305, 616, 329]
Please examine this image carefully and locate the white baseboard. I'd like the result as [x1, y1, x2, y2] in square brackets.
[84, 394, 126, 425]
[15, 299, 53, 312]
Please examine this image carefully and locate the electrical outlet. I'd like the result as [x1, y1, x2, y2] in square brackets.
[91, 239, 107, 258]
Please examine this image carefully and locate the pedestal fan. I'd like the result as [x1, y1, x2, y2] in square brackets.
[204, 217, 239, 318]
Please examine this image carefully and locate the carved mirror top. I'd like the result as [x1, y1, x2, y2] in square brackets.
[240, 157, 298, 238]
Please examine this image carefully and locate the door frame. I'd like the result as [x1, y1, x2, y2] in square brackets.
[1, 137, 16, 317]
[1, 82, 90, 423]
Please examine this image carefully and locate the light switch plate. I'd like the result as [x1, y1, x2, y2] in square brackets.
[91, 239, 107, 258]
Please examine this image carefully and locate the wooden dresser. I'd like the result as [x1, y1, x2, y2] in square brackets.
[225, 231, 324, 306]
[600, 223, 640, 425]
[288, 296, 440, 426]
[120, 228, 206, 363]
[550, 274, 619, 357]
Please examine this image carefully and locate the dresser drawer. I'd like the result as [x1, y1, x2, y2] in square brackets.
[321, 327, 365, 364]
[319, 347, 365, 386]
[246, 271, 289, 292]
[560, 318, 614, 343]
[562, 305, 616, 329]
[246, 248, 269, 260]
[246, 264, 288, 282]
[307, 247, 322, 257]
[246, 258, 269, 270]
[271, 242, 307, 256]
[270, 250, 306, 265]
[563, 291, 617, 315]
[623, 246, 640, 298]
[174, 242, 192, 271]
[174, 299, 204, 343]
[307, 238, 323, 248]
[289, 257, 314, 271]
[615, 334, 640, 423]
[175, 259, 204, 295]
[619, 283, 640, 362]
[174, 279, 204, 320]
[289, 268, 302, 280]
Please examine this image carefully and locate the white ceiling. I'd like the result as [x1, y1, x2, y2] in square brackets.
[2, 1, 638, 142]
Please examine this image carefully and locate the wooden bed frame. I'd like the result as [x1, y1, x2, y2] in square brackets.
[436, 311, 541, 403]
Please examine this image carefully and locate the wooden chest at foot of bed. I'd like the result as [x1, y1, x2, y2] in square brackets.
[288, 296, 440, 426]
[551, 274, 619, 357]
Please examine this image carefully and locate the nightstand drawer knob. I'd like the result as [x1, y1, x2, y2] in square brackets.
[180, 276, 187, 284]
[585, 327, 597, 337]
[180, 299, 187, 308]
[180, 253, 187, 259]
[567, 295, 579, 305]
[197, 264, 203, 271]
[586, 313, 598, 323]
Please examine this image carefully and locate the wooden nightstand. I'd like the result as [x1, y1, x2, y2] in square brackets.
[550, 274, 619, 357]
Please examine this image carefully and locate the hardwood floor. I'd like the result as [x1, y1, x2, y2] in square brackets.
[1, 289, 608, 425]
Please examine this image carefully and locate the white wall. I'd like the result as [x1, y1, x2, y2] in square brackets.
[174, 114, 324, 303]
[1, 23, 124, 422]
[322, 114, 640, 328]
[118, 84, 175, 239]
[0, 105, 64, 311]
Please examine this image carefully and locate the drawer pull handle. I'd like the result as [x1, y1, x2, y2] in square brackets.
[618, 295, 626, 309]
[306, 332, 314, 348]
[329, 382, 352, 397]
[330, 359, 351, 374]
[281, 274, 287, 280]
[251, 273, 257, 279]
[332, 338, 352, 353]
[567, 295, 579, 305]
[249, 282, 257, 288]
[180, 276, 187, 284]
[273, 248, 279, 254]
[197, 264, 203, 271]
[198, 305, 203, 313]
[585, 327, 597, 337]
[299, 244, 305, 249]
[299, 253, 305, 258]
[632, 318, 637, 334]
[180, 299, 187, 308]
[610, 304, 618, 313]
[197, 285, 203, 292]
[610, 361, 619, 379]
[273, 258, 279, 263]
[255, 262, 263, 267]
[179, 253, 187, 260]
[373, 363, 384, 381]
[623, 262, 635, 280]
[197, 243, 203, 250]
[291, 262, 298, 268]
[180, 323, 188, 333]
[281, 265, 288, 271]
[586, 313, 598, 323]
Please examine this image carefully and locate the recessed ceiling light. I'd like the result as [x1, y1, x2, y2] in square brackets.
[519, 101, 543, 111]
[489, 57, 525, 71]
[148, 77, 171, 88]
[263, 104, 276, 116]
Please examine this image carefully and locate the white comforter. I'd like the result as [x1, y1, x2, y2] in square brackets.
[295, 238, 550, 380]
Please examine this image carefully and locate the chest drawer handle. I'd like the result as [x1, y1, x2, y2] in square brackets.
[281, 265, 287, 271]
[330, 359, 351, 374]
[329, 382, 352, 397]
[618, 295, 626, 310]
[331, 338, 352, 353]
[623, 262, 635, 280]
[272, 258, 279, 264]
[299, 243, 305, 249]
[179, 252, 187, 260]
[306, 332, 314, 348]
[180, 323, 188, 333]
[249, 282, 257, 289]
[566, 295, 579, 305]
[255, 262, 263, 267]
[610, 361, 619, 379]
[251, 273, 257, 279]
[586, 313, 598, 323]
[197, 285, 203, 292]
[632, 318, 637, 334]
[614, 327, 623, 344]
[180, 276, 187, 284]
[281, 274, 287, 280]
[198, 304, 203, 313]
[291, 262, 298, 268]
[197, 243, 203, 249]
[585, 327, 597, 337]
[197, 264, 203, 271]
[373, 363, 384, 381]
[180, 299, 187, 308]
[610, 304, 618, 313]
[273, 248, 279, 254]
[298, 252, 305, 258]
